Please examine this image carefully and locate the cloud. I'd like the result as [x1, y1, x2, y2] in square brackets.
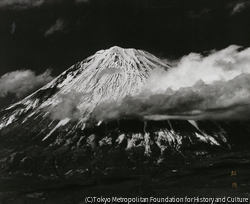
[91, 45, 250, 121]
[50, 96, 81, 120]
[231, 1, 250, 15]
[0, 69, 53, 99]
[45, 19, 66, 37]
[143, 45, 250, 92]
[0, 0, 48, 9]
[50, 91, 86, 120]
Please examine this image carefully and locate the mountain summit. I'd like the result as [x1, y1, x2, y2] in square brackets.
[0, 47, 249, 177]
[0, 46, 170, 130]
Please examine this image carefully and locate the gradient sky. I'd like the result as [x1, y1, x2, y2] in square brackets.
[1, 0, 250, 109]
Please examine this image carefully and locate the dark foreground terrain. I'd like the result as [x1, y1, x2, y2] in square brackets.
[0, 149, 250, 204]
[1, 118, 250, 204]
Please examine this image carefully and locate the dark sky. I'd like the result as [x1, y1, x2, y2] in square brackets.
[1, 0, 250, 109]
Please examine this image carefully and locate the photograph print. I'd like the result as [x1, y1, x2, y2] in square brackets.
[0, 0, 250, 203]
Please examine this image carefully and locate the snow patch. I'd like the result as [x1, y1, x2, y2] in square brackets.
[42, 118, 70, 141]
[116, 134, 125, 144]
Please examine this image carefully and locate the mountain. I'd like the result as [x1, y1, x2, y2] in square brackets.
[0, 46, 170, 129]
[0, 46, 250, 178]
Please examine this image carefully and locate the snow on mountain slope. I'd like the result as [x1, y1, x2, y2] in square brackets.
[0, 46, 170, 131]
[1, 46, 250, 177]
[0, 46, 231, 151]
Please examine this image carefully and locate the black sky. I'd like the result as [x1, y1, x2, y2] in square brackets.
[1, 0, 250, 109]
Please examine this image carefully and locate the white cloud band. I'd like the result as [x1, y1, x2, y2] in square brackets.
[0, 69, 53, 99]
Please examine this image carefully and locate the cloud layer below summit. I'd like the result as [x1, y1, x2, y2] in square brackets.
[92, 45, 250, 121]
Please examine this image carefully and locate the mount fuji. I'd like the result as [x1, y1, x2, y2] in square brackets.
[0, 46, 250, 179]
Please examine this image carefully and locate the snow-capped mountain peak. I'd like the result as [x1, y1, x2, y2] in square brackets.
[0, 46, 170, 129]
